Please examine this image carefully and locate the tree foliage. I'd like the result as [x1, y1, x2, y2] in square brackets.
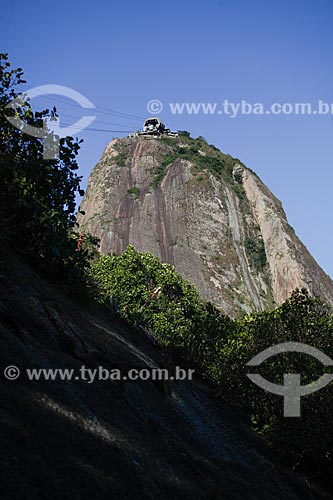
[89, 246, 333, 490]
[88, 245, 222, 362]
[0, 53, 96, 279]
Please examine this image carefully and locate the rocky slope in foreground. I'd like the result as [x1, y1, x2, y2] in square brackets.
[0, 252, 325, 500]
[77, 135, 333, 316]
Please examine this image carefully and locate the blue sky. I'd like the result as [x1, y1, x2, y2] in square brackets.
[1, 0, 333, 276]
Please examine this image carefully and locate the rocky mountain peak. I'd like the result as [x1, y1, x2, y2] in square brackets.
[77, 134, 333, 316]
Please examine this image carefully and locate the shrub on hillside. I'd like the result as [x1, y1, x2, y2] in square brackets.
[89, 246, 333, 490]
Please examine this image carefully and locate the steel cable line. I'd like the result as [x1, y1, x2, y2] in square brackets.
[17, 83, 145, 121]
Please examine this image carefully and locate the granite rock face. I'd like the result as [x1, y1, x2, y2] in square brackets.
[77, 136, 333, 316]
[0, 251, 321, 500]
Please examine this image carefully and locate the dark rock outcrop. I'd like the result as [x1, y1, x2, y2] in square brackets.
[0, 252, 325, 499]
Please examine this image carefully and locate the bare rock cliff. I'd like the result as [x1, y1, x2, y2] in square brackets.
[77, 136, 333, 316]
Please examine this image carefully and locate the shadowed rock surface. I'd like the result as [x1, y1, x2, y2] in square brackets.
[0, 252, 328, 500]
[77, 136, 333, 316]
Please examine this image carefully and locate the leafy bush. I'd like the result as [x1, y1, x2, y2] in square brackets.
[127, 186, 140, 197]
[229, 291, 333, 489]
[89, 246, 201, 350]
[89, 246, 333, 491]
[244, 236, 267, 270]
[114, 150, 127, 167]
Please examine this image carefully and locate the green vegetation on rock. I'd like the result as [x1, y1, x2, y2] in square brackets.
[151, 154, 175, 188]
[244, 236, 267, 271]
[157, 134, 244, 197]
[127, 186, 140, 197]
[88, 245, 333, 489]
